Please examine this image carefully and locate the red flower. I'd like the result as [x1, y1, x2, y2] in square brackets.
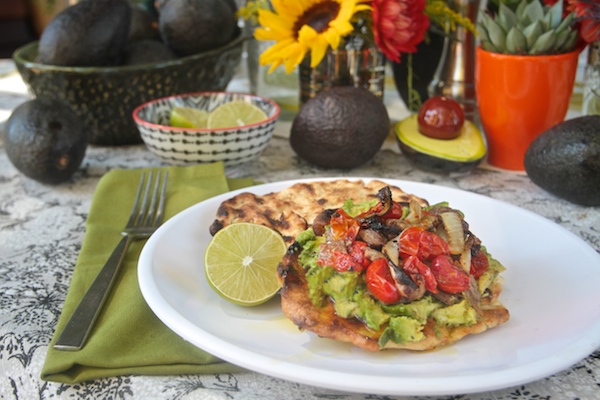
[371, 0, 430, 63]
[569, 0, 600, 43]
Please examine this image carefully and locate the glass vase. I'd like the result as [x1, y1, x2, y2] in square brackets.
[245, 20, 299, 121]
[298, 35, 386, 107]
[583, 40, 600, 116]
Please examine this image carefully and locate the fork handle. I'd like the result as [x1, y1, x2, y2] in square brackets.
[53, 235, 133, 351]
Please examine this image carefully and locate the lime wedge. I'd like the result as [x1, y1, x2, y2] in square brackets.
[170, 106, 209, 128]
[204, 222, 287, 306]
[207, 101, 268, 128]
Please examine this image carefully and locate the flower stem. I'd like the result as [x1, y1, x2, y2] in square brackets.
[407, 53, 422, 112]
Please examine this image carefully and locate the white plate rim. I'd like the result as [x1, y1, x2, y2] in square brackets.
[138, 177, 600, 396]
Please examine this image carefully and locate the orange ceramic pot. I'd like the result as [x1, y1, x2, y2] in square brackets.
[475, 46, 579, 170]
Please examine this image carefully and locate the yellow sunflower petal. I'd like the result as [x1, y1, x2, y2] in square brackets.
[258, 10, 293, 33]
[330, 20, 354, 36]
[254, 27, 288, 41]
[260, 38, 297, 61]
[283, 43, 308, 73]
[324, 28, 341, 49]
[297, 25, 318, 44]
[309, 36, 331, 67]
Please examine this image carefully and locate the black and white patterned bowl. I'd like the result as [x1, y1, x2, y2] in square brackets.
[132, 92, 280, 167]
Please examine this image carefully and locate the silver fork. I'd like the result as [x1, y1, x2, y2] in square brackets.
[54, 171, 169, 351]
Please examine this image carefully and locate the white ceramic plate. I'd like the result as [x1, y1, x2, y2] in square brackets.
[138, 178, 600, 396]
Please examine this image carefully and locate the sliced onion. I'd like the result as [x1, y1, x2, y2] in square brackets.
[404, 199, 423, 224]
[459, 248, 472, 273]
[441, 211, 465, 255]
[381, 235, 400, 267]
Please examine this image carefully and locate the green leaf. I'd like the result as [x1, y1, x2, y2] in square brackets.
[515, 0, 528, 19]
[529, 30, 557, 54]
[477, 23, 490, 43]
[523, 0, 544, 26]
[554, 28, 570, 50]
[498, 2, 519, 31]
[486, 14, 508, 51]
[506, 27, 528, 54]
[547, 0, 564, 29]
[561, 30, 578, 52]
[523, 20, 543, 49]
[481, 40, 501, 53]
[543, 11, 551, 31]
[555, 12, 575, 33]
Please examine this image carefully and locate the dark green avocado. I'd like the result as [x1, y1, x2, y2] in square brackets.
[395, 115, 486, 173]
[158, 0, 237, 56]
[524, 116, 600, 206]
[37, 0, 132, 66]
[124, 39, 176, 65]
[3, 98, 88, 184]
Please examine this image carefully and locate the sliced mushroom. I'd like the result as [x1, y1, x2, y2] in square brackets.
[312, 208, 336, 236]
[389, 262, 426, 303]
[382, 236, 426, 303]
[358, 228, 388, 249]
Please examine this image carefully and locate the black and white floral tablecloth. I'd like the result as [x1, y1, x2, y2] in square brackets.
[1, 62, 599, 400]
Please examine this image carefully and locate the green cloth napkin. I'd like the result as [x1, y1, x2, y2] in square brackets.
[42, 162, 255, 384]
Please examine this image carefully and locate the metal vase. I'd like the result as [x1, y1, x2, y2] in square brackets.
[428, 0, 481, 122]
[298, 36, 386, 107]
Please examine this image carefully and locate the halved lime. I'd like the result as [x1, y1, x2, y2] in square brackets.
[207, 101, 268, 128]
[170, 106, 209, 128]
[204, 222, 287, 306]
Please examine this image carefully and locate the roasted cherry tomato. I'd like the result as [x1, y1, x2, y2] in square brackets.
[349, 240, 370, 270]
[398, 226, 450, 261]
[364, 201, 405, 220]
[470, 250, 490, 278]
[317, 247, 364, 272]
[430, 255, 470, 293]
[329, 209, 360, 241]
[383, 202, 405, 219]
[417, 96, 465, 140]
[366, 258, 401, 304]
[403, 255, 438, 293]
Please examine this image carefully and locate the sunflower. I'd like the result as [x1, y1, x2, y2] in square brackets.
[254, 0, 371, 73]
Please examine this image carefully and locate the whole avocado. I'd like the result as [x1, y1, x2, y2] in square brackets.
[158, 0, 237, 56]
[4, 98, 88, 184]
[124, 39, 177, 65]
[37, 0, 132, 66]
[524, 115, 600, 206]
[290, 87, 390, 169]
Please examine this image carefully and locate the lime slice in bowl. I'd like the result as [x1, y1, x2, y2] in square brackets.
[207, 101, 268, 128]
[170, 107, 209, 128]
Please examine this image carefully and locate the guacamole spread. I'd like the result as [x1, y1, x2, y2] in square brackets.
[296, 209, 504, 348]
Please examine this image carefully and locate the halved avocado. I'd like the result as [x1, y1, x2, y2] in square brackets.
[396, 115, 486, 173]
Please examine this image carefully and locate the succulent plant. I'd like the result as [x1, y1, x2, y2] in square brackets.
[478, 0, 579, 55]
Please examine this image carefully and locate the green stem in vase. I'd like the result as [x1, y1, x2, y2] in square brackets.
[406, 53, 422, 112]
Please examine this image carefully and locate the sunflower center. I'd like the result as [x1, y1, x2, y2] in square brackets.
[294, 0, 341, 37]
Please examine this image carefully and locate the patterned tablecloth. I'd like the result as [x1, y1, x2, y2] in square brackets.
[1, 60, 599, 400]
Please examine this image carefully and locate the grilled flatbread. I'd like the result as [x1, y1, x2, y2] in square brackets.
[209, 179, 427, 244]
[209, 179, 509, 352]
